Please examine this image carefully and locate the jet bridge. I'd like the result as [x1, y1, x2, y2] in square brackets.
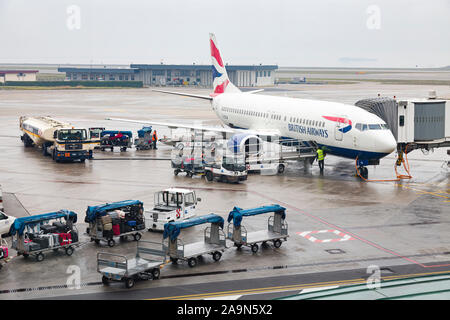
[355, 92, 450, 164]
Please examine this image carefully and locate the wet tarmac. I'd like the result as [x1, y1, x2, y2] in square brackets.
[0, 83, 449, 299]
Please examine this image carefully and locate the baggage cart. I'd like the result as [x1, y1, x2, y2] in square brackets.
[226, 205, 288, 253]
[85, 200, 145, 247]
[135, 126, 153, 150]
[97, 240, 166, 289]
[9, 210, 80, 262]
[171, 156, 205, 177]
[163, 214, 227, 268]
[100, 130, 133, 152]
[0, 238, 8, 270]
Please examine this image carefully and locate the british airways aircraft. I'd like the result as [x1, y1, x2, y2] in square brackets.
[109, 33, 397, 178]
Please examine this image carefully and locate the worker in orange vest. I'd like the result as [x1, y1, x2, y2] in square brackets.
[152, 130, 158, 149]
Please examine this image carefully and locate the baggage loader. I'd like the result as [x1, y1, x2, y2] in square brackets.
[226, 205, 289, 253]
[97, 240, 166, 289]
[163, 214, 227, 268]
[8, 210, 80, 262]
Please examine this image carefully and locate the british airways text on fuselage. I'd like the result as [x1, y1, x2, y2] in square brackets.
[288, 123, 329, 138]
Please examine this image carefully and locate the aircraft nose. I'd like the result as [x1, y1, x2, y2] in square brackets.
[375, 131, 397, 154]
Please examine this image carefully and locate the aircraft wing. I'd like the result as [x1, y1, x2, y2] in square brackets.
[106, 117, 280, 137]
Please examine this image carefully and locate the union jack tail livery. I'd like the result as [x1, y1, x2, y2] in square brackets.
[209, 33, 240, 95]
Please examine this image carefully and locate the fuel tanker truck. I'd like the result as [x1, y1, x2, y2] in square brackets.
[19, 116, 95, 162]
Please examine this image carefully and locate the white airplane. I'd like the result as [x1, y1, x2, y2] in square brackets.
[109, 33, 397, 178]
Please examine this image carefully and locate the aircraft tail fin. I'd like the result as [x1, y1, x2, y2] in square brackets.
[209, 33, 240, 95]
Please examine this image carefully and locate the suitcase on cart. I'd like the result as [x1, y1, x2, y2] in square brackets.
[112, 225, 120, 236]
[40, 234, 55, 247]
[70, 231, 79, 243]
[33, 236, 49, 249]
[41, 225, 58, 234]
[52, 234, 60, 246]
[28, 242, 41, 251]
[53, 222, 69, 233]
[0, 246, 7, 259]
[58, 233, 72, 245]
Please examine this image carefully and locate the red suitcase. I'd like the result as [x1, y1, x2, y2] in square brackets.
[58, 233, 72, 245]
[112, 224, 120, 236]
[0, 246, 8, 259]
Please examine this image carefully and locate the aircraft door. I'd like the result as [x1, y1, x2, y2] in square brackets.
[334, 122, 343, 141]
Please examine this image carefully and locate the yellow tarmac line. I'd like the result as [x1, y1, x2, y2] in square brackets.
[148, 279, 366, 300]
[398, 184, 449, 201]
[149, 270, 450, 300]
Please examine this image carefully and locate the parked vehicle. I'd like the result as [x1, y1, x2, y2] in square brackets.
[145, 188, 199, 231]
[171, 142, 248, 183]
[89, 127, 104, 149]
[0, 211, 15, 238]
[19, 116, 94, 162]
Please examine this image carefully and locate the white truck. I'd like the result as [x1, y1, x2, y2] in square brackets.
[0, 185, 14, 238]
[0, 211, 15, 239]
[145, 188, 200, 231]
[204, 154, 248, 183]
[20, 116, 96, 162]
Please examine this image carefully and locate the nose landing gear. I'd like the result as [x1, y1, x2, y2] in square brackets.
[356, 159, 369, 180]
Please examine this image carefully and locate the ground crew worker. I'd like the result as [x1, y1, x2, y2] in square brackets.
[317, 147, 325, 174]
[152, 130, 158, 149]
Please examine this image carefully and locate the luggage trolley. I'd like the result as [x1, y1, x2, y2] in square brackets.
[0, 238, 9, 270]
[163, 214, 227, 268]
[97, 240, 166, 289]
[135, 126, 153, 150]
[226, 205, 289, 253]
[85, 200, 145, 247]
[100, 130, 133, 152]
[9, 210, 80, 262]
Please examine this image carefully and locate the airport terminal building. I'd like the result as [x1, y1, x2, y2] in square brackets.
[58, 64, 277, 87]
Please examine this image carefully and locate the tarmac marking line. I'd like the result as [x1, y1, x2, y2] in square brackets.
[147, 270, 450, 300]
[297, 229, 355, 243]
[148, 278, 366, 300]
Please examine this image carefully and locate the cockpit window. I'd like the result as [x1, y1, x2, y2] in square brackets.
[368, 124, 382, 130]
[355, 123, 368, 131]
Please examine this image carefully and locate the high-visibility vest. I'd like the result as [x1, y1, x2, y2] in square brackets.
[317, 149, 324, 161]
[152, 132, 157, 141]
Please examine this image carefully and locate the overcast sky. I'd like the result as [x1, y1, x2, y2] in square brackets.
[1, 0, 449, 67]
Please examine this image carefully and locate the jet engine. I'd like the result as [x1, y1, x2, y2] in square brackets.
[227, 133, 263, 157]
